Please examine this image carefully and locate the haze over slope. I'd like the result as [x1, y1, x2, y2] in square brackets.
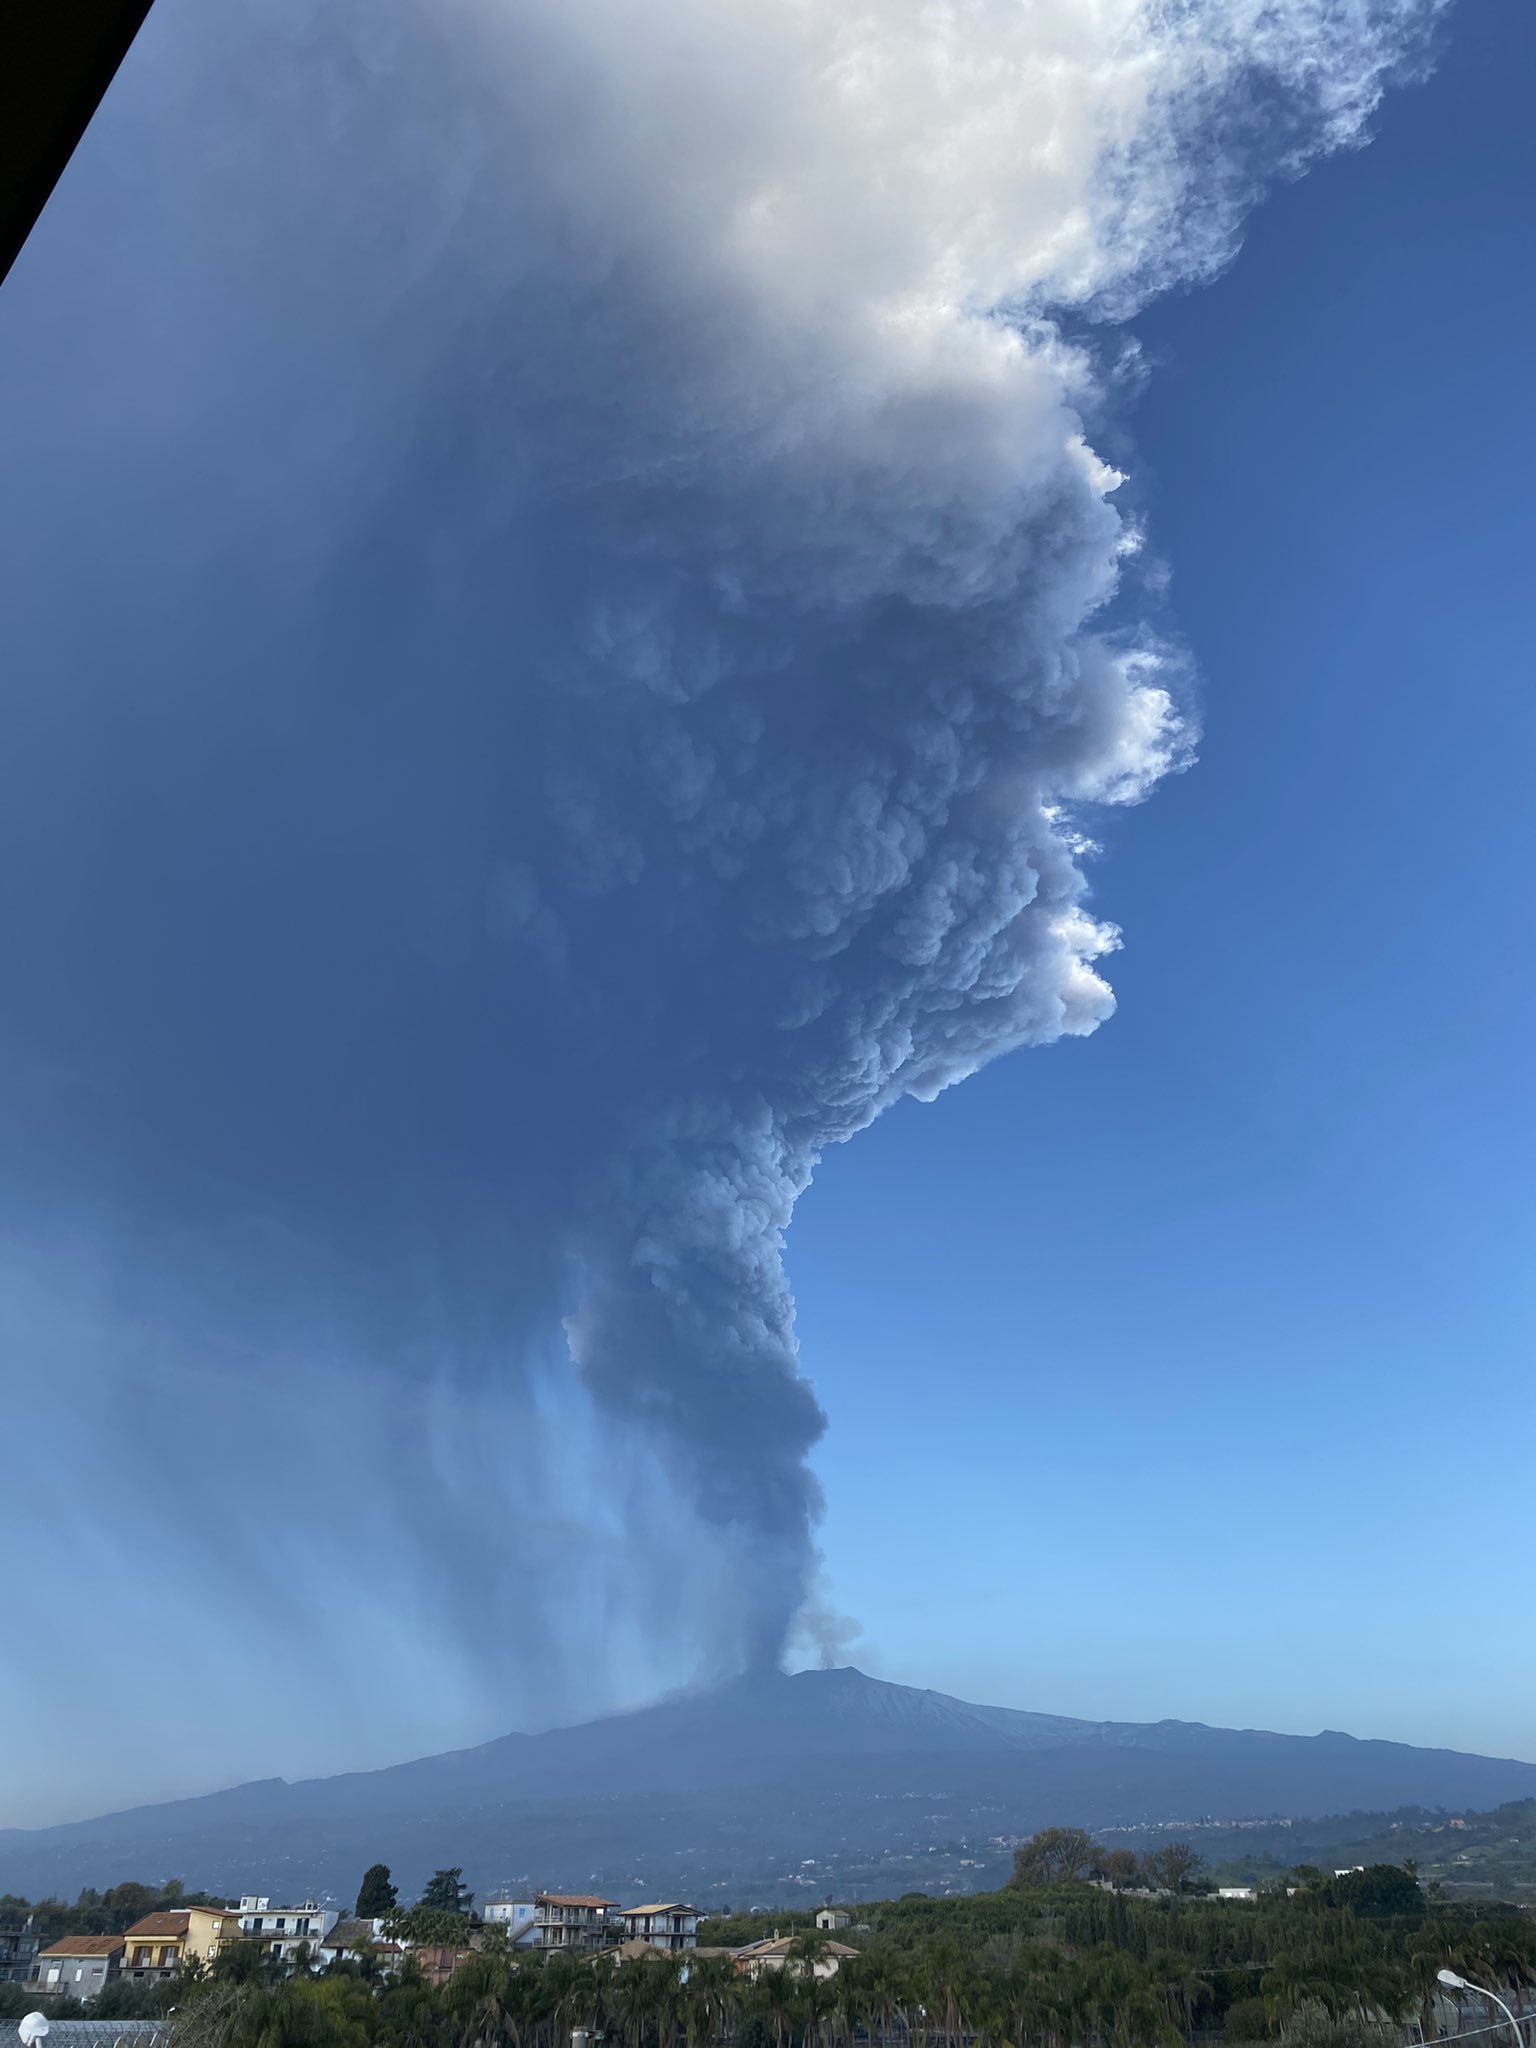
[3, 1670, 1532, 1902]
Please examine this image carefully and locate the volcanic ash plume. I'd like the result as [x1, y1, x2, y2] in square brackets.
[0, 0, 1439, 1777]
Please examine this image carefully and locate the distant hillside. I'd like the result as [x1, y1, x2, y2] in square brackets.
[3, 1667, 1533, 1904]
[1178, 1798, 1536, 1900]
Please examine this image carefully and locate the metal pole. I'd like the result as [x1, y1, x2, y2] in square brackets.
[1479, 1988, 1526, 2048]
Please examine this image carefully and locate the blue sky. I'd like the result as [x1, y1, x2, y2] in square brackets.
[0, 0, 1531, 1827]
[798, 0, 1536, 1756]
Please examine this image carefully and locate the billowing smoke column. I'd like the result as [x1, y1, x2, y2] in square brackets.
[392, 0, 1434, 1655]
[0, 0, 1437, 1790]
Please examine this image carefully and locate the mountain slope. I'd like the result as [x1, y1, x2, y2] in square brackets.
[4, 1667, 1533, 1901]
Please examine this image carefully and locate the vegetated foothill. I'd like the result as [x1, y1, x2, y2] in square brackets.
[4, 1837, 1535, 2048]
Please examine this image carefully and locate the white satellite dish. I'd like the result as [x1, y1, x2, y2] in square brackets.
[19, 2014, 50, 2048]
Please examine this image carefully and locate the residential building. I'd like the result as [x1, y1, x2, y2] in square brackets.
[236, 1898, 339, 1964]
[815, 1910, 851, 1933]
[733, 1936, 859, 1982]
[482, 1899, 539, 1947]
[532, 1895, 619, 1952]
[1216, 1887, 1257, 1902]
[122, 1908, 240, 1980]
[33, 1936, 124, 2001]
[614, 1904, 699, 1953]
[0, 1924, 39, 1986]
[412, 1945, 474, 1990]
[316, 1920, 402, 1970]
[604, 1940, 668, 1970]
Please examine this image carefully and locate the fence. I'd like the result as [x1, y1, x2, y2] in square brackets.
[0, 2023, 169, 2048]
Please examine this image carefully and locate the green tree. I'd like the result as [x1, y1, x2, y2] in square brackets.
[1324, 1866, 1421, 1918]
[1011, 1827, 1101, 1887]
[1277, 2001, 1380, 2048]
[213, 1940, 278, 1987]
[1150, 1844, 1206, 1895]
[357, 1866, 399, 1918]
[418, 1869, 474, 1917]
[1224, 1995, 1275, 2040]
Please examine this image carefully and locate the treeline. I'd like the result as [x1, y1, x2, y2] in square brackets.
[0, 1876, 232, 1945]
[9, 1844, 1536, 2048]
[1007, 1827, 1208, 1893]
[56, 1882, 1536, 2048]
[0, 1977, 180, 2024]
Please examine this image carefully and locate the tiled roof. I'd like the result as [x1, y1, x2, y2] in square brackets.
[622, 1904, 698, 1918]
[602, 1940, 666, 1966]
[735, 1936, 859, 1960]
[38, 1937, 125, 1957]
[536, 1895, 617, 1909]
[322, 1921, 376, 1950]
[122, 1914, 193, 1938]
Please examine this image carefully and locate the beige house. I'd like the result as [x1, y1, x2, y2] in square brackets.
[733, 1936, 860, 1982]
[123, 1907, 240, 1980]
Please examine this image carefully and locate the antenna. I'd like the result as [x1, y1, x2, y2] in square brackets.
[19, 2015, 50, 2048]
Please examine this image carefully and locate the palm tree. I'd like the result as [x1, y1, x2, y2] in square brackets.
[788, 1933, 830, 1975]
[798, 1969, 837, 2048]
[1145, 1950, 1209, 2040]
[830, 1957, 873, 2048]
[1263, 1954, 1336, 2029]
[226, 1983, 332, 2048]
[753, 1964, 798, 2048]
[444, 1948, 518, 2048]
[687, 1952, 739, 2048]
[611, 1954, 675, 2048]
[916, 1937, 973, 2048]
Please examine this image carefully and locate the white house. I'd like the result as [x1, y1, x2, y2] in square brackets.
[483, 1899, 540, 1947]
[237, 1897, 339, 1964]
[614, 1904, 699, 1953]
[815, 1910, 851, 1933]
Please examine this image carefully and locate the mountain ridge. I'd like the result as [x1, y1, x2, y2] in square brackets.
[4, 1666, 1533, 1902]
